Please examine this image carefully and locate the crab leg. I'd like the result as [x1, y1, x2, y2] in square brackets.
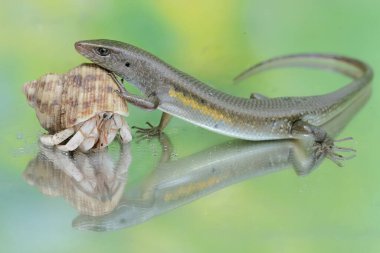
[40, 128, 75, 146]
[79, 126, 99, 152]
[119, 117, 132, 143]
[107, 121, 119, 145]
[97, 118, 113, 148]
[96, 114, 126, 148]
[57, 117, 97, 152]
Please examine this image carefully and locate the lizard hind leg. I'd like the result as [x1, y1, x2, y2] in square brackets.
[291, 120, 356, 166]
[249, 93, 268, 100]
[327, 138, 357, 166]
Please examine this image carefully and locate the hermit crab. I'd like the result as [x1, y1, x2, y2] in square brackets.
[23, 63, 132, 152]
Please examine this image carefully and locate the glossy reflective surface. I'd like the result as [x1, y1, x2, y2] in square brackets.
[22, 79, 371, 232]
[2, 0, 380, 252]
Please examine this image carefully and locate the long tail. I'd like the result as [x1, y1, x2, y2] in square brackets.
[233, 53, 373, 84]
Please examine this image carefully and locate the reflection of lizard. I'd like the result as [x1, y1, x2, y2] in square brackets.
[73, 136, 330, 231]
[23, 143, 131, 216]
[75, 40, 372, 164]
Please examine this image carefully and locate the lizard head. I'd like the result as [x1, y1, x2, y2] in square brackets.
[75, 39, 157, 83]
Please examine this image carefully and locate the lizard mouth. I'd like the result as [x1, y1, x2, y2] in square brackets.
[74, 41, 84, 51]
[74, 41, 92, 58]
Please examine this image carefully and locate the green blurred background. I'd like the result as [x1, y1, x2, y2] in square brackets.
[1, 0, 380, 252]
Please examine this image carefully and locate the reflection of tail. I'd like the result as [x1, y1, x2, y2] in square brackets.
[234, 53, 372, 82]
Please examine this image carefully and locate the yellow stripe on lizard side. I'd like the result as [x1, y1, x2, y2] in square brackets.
[168, 88, 231, 122]
[163, 176, 224, 202]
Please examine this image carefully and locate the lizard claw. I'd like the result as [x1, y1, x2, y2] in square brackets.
[313, 136, 356, 167]
[132, 122, 162, 138]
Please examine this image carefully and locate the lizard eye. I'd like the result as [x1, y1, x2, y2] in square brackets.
[96, 47, 110, 56]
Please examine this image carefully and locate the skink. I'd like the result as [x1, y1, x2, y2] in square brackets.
[75, 40, 373, 163]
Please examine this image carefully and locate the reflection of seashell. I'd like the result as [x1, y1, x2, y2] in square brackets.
[23, 143, 132, 216]
[23, 64, 132, 151]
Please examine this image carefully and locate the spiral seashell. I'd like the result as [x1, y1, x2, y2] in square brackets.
[23, 63, 129, 133]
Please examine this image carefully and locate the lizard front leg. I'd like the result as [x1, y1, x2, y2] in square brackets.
[109, 72, 159, 110]
[109, 72, 171, 137]
[133, 112, 172, 137]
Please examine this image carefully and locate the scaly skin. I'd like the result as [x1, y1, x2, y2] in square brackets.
[74, 40, 373, 163]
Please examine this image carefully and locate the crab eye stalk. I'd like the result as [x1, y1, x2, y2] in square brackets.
[96, 47, 110, 56]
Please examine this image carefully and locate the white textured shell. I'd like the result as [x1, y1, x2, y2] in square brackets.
[23, 63, 129, 133]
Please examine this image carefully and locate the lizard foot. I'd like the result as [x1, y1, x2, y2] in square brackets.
[132, 122, 162, 137]
[313, 137, 356, 167]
